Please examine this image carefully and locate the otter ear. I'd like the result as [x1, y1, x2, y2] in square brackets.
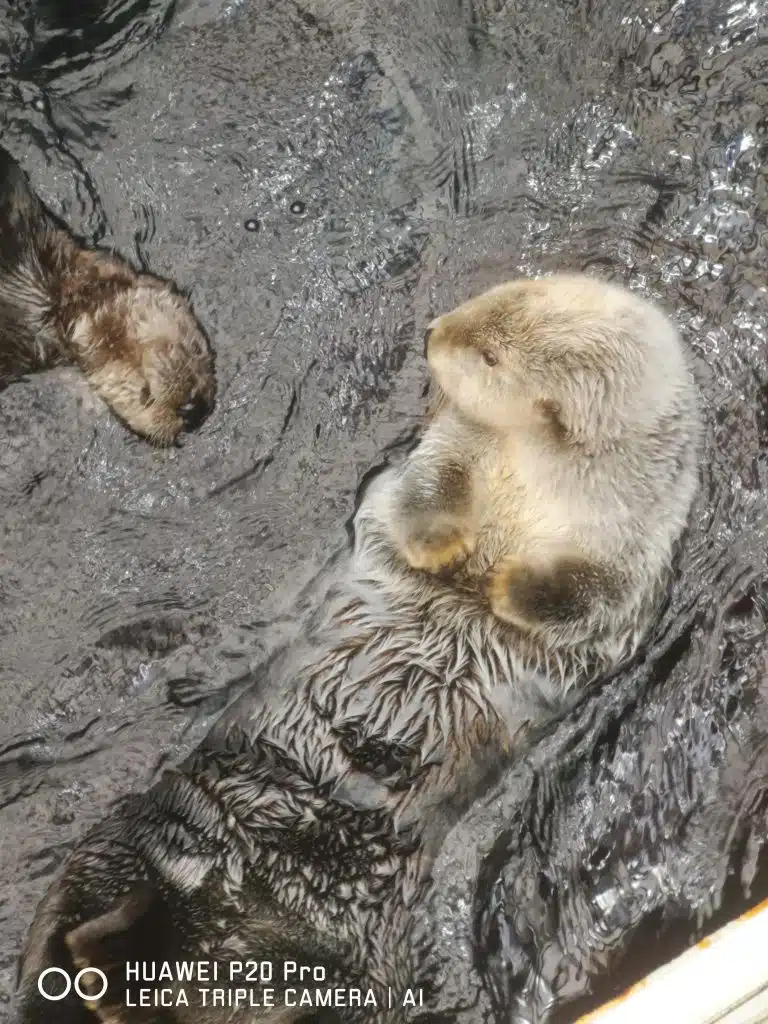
[537, 370, 622, 452]
[64, 882, 170, 1022]
[534, 398, 568, 441]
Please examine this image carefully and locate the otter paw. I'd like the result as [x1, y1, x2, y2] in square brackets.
[485, 554, 620, 631]
[485, 557, 539, 629]
[402, 522, 475, 573]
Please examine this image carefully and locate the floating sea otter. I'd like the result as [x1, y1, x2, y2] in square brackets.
[0, 146, 215, 443]
[14, 276, 701, 1023]
[381, 274, 701, 667]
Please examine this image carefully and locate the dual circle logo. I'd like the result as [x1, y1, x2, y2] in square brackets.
[38, 967, 108, 1001]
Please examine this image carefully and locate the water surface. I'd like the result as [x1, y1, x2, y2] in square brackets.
[0, 0, 766, 1020]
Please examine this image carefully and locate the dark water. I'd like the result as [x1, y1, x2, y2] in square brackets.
[0, 0, 766, 1020]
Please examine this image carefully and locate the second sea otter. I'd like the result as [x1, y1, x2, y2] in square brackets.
[0, 145, 215, 443]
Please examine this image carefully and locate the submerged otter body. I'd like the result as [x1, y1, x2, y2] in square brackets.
[14, 278, 700, 1024]
[381, 275, 702, 669]
[0, 146, 215, 442]
[14, 476, 695, 1022]
[15, 484, 596, 1024]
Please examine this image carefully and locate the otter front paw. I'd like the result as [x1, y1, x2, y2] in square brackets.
[485, 554, 620, 632]
[402, 520, 475, 573]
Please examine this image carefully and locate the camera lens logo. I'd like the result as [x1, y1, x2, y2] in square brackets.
[37, 967, 108, 1002]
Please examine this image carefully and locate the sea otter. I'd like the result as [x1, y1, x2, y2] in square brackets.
[380, 275, 701, 670]
[13, 276, 700, 1024]
[0, 145, 215, 443]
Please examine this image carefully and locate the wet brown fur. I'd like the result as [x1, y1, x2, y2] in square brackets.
[0, 145, 215, 443]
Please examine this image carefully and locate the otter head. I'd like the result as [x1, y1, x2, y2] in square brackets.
[68, 266, 216, 446]
[127, 279, 216, 444]
[424, 274, 684, 452]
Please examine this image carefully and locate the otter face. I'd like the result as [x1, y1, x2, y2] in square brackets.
[129, 280, 216, 443]
[425, 275, 675, 449]
[423, 289, 532, 434]
[69, 276, 216, 445]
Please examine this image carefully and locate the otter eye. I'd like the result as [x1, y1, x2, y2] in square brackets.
[139, 384, 152, 406]
[482, 350, 498, 367]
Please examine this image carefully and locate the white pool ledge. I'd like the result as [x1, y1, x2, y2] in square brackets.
[576, 898, 768, 1024]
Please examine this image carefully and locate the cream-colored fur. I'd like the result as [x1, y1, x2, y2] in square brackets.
[376, 274, 702, 656]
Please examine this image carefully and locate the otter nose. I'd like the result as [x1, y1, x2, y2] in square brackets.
[423, 327, 434, 357]
[180, 394, 210, 432]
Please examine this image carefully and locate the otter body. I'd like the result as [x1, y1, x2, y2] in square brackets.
[0, 146, 215, 442]
[14, 277, 700, 1024]
[15, 484, 592, 1024]
[381, 275, 701, 665]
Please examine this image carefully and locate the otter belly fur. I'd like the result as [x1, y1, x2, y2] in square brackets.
[0, 145, 215, 443]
